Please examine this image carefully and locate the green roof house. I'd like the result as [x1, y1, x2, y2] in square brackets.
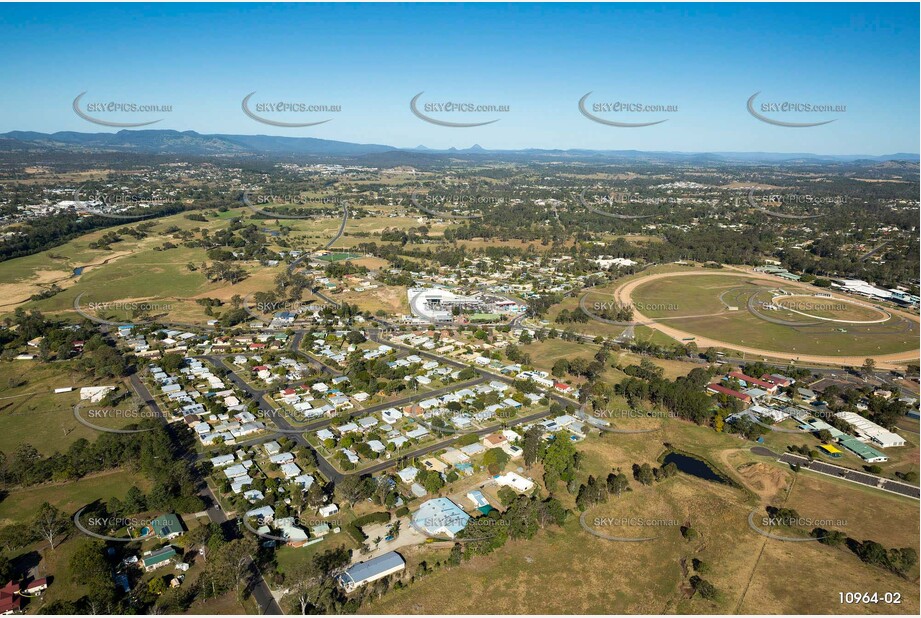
[142, 546, 177, 572]
[151, 514, 185, 540]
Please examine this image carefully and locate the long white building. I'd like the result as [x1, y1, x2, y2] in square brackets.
[835, 411, 906, 448]
[338, 552, 405, 592]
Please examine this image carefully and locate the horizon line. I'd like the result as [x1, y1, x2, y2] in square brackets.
[1, 128, 918, 160]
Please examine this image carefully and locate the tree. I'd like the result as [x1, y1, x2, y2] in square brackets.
[448, 543, 463, 566]
[189, 521, 224, 562]
[632, 463, 655, 486]
[606, 469, 630, 496]
[482, 448, 511, 474]
[155, 586, 196, 613]
[0, 555, 13, 583]
[855, 540, 888, 567]
[159, 353, 184, 374]
[147, 575, 168, 596]
[284, 547, 350, 614]
[523, 426, 542, 468]
[306, 481, 326, 507]
[542, 431, 578, 486]
[336, 475, 374, 504]
[551, 359, 570, 378]
[285, 561, 323, 615]
[497, 487, 518, 507]
[35, 502, 70, 550]
[70, 540, 117, 610]
[420, 469, 445, 494]
[221, 538, 258, 607]
[690, 575, 718, 600]
[681, 525, 699, 541]
[861, 358, 876, 376]
[811, 528, 846, 546]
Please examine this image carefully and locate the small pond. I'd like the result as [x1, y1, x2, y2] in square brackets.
[662, 451, 729, 484]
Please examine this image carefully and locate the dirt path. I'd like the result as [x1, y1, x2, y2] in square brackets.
[614, 267, 920, 370]
[734, 471, 799, 613]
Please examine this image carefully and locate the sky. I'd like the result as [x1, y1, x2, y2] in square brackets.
[0, 2, 918, 155]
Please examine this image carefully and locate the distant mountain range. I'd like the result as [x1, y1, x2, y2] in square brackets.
[0, 129, 917, 163]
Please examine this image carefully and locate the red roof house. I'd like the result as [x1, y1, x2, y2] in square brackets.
[707, 383, 753, 404]
[0, 581, 22, 614]
[728, 372, 777, 393]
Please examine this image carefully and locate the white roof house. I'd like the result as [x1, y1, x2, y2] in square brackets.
[405, 426, 430, 440]
[319, 504, 339, 517]
[270, 452, 295, 465]
[231, 476, 253, 493]
[397, 466, 419, 483]
[293, 474, 315, 490]
[495, 471, 535, 493]
[338, 552, 405, 593]
[381, 408, 403, 423]
[280, 462, 302, 478]
[210, 454, 235, 468]
[245, 505, 275, 523]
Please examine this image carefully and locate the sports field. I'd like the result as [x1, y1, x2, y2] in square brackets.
[615, 271, 919, 360]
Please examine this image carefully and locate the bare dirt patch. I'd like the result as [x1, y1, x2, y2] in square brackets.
[736, 462, 791, 502]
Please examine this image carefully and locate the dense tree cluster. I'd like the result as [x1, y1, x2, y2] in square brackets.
[614, 366, 715, 425]
[0, 422, 203, 516]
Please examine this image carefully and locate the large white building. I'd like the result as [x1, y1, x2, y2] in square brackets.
[832, 279, 893, 302]
[835, 411, 906, 448]
[411, 498, 471, 538]
[407, 288, 479, 322]
[595, 256, 637, 269]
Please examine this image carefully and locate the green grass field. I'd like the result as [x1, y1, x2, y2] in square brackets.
[0, 468, 148, 524]
[0, 362, 139, 456]
[316, 252, 362, 262]
[627, 273, 918, 356]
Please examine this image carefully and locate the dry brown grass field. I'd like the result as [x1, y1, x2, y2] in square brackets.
[368, 419, 919, 614]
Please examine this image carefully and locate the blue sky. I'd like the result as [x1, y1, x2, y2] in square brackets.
[0, 2, 917, 154]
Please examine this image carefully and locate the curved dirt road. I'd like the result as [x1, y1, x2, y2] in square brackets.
[612, 267, 920, 370]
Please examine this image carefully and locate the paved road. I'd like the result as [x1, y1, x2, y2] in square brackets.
[194, 352, 340, 481]
[197, 483, 229, 524]
[750, 446, 780, 458]
[297, 376, 487, 433]
[287, 330, 343, 376]
[201, 349, 492, 483]
[199, 322, 580, 486]
[367, 329, 581, 406]
[127, 369, 283, 615]
[129, 373, 163, 418]
[778, 453, 920, 499]
[357, 406, 553, 477]
[249, 560, 283, 615]
[895, 419, 920, 434]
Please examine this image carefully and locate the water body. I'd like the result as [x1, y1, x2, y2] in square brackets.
[662, 451, 728, 484]
[72, 266, 84, 276]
